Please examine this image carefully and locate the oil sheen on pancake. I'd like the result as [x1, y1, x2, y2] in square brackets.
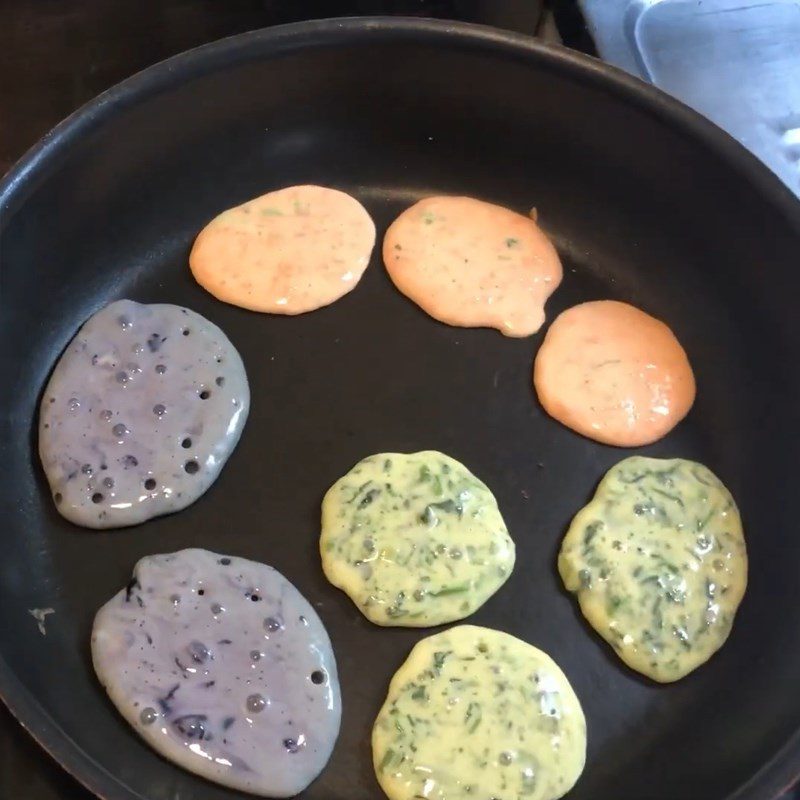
[91, 549, 341, 796]
[383, 196, 562, 336]
[190, 185, 376, 314]
[39, 300, 249, 528]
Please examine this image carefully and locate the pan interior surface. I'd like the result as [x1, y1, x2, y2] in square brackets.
[1, 19, 799, 800]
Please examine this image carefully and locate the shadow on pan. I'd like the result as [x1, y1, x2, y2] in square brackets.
[1, 16, 800, 800]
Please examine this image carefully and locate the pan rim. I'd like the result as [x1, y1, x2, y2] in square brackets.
[1, 15, 799, 800]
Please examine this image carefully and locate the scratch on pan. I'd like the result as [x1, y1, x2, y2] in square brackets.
[29, 608, 55, 636]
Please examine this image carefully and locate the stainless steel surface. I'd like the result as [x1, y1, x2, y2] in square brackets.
[580, 0, 800, 197]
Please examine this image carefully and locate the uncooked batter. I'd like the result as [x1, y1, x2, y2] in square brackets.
[383, 196, 562, 336]
[92, 549, 341, 796]
[558, 457, 747, 681]
[372, 625, 586, 800]
[534, 300, 695, 446]
[190, 185, 376, 314]
[39, 300, 249, 528]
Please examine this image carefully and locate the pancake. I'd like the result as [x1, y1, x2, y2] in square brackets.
[533, 300, 695, 446]
[384, 196, 562, 336]
[190, 185, 375, 314]
[558, 456, 747, 681]
[91, 549, 341, 796]
[320, 451, 515, 626]
[372, 625, 586, 800]
[39, 300, 249, 528]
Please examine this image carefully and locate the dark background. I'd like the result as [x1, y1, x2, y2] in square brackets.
[0, 0, 556, 174]
[0, 2, 793, 799]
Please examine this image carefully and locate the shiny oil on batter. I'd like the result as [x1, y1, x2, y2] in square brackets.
[383, 196, 562, 336]
[320, 452, 515, 627]
[533, 300, 695, 447]
[91, 549, 341, 797]
[558, 457, 747, 682]
[190, 185, 376, 314]
[39, 300, 249, 528]
[372, 625, 586, 800]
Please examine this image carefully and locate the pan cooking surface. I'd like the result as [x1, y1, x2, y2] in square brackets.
[1, 18, 799, 800]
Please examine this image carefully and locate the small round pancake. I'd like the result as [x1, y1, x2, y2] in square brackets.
[320, 451, 515, 627]
[372, 625, 586, 800]
[91, 549, 341, 797]
[533, 300, 696, 446]
[39, 299, 249, 529]
[383, 196, 562, 336]
[190, 185, 376, 314]
[558, 457, 747, 682]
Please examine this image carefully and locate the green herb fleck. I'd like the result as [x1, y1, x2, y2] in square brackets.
[691, 467, 714, 487]
[465, 701, 482, 733]
[411, 685, 429, 702]
[619, 470, 648, 484]
[421, 506, 438, 527]
[583, 521, 602, 549]
[653, 466, 679, 485]
[651, 487, 685, 507]
[505, 237, 520, 248]
[607, 594, 626, 614]
[696, 508, 715, 531]
[379, 748, 398, 771]
[652, 553, 679, 574]
[358, 488, 381, 508]
[420, 499, 464, 524]
[429, 583, 470, 597]
[432, 650, 451, 674]
[653, 596, 664, 630]
[672, 625, 691, 650]
[293, 200, 310, 215]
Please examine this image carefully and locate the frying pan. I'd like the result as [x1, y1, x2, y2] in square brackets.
[1, 17, 799, 800]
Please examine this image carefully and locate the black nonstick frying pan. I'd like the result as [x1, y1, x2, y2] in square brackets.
[2, 17, 800, 800]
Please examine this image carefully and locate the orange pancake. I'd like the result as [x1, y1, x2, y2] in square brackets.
[534, 300, 696, 446]
[190, 185, 375, 314]
[384, 196, 562, 337]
